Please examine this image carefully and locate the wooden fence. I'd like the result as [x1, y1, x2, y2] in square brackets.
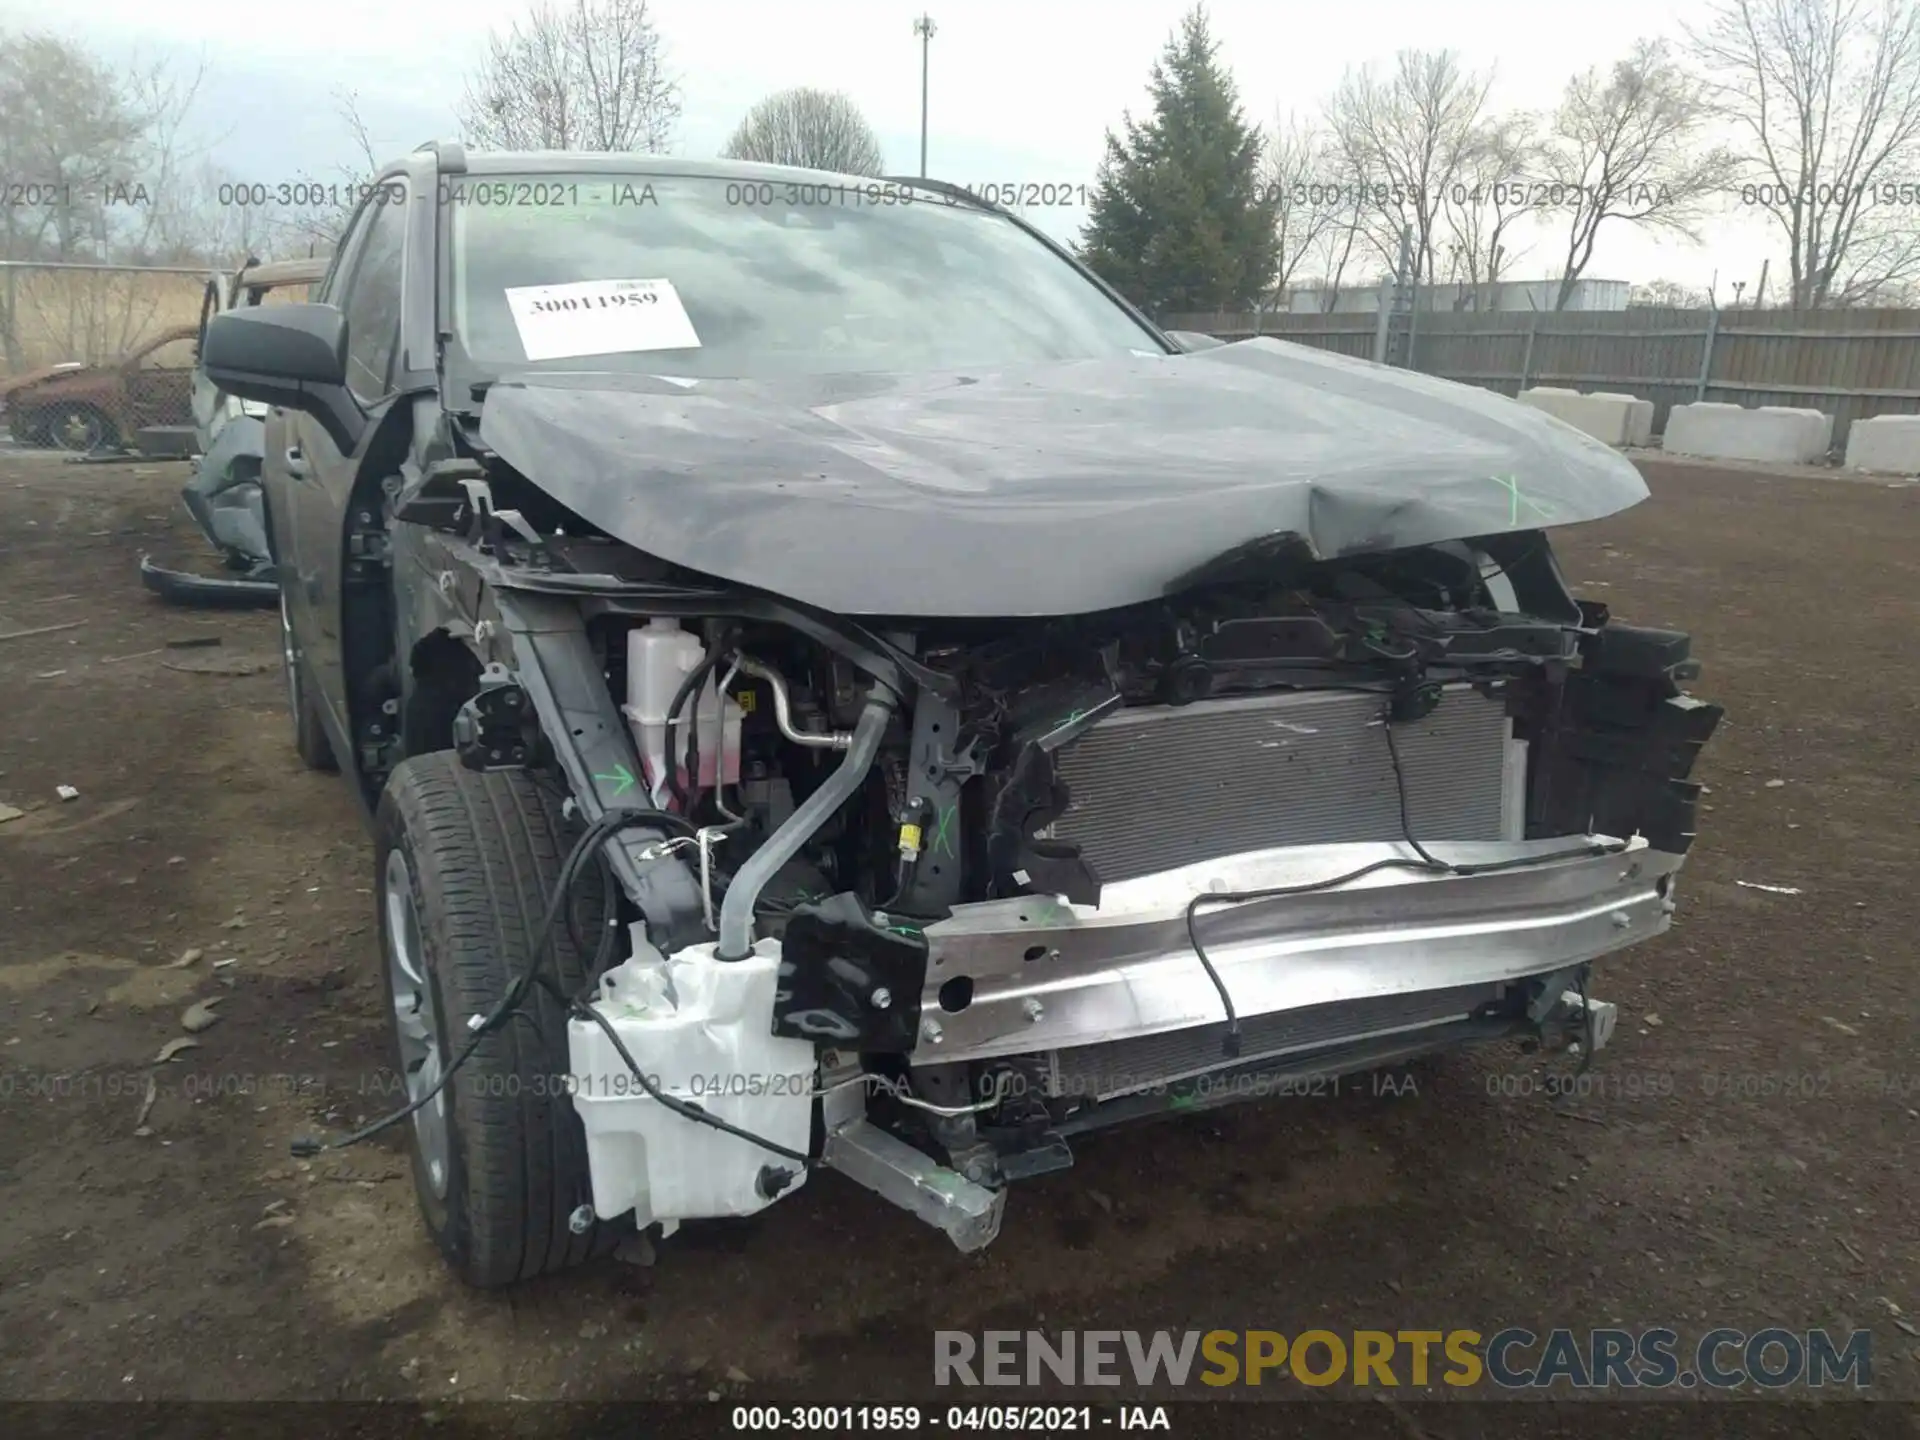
[1160, 307, 1920, 447]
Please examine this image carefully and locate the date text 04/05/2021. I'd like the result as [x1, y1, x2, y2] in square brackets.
[729, 1405, 1171, 1432]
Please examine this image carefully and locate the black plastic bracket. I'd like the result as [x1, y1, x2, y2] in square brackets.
[890, 689, 984, 918]
[451, 664, 536, 770]
[772, 892, 929, 1051]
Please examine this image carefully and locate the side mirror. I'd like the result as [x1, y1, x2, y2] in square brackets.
[1164, 329, 1227, 353]
[202, 304, 361, 451]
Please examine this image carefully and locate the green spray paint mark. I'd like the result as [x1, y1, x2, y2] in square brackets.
[593, 762, 637, 797]
[1489, 473, 1553, 526]
[932, 804, 959, 858]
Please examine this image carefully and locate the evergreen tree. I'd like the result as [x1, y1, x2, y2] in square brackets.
[1078, 7, 1279, 316]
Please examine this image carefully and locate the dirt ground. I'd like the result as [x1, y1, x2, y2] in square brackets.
[0, 443, 1916, 1426]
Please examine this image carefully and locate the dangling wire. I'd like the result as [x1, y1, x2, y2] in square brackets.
[1184, 694, 1628, 1059]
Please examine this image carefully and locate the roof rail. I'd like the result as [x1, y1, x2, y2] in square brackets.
[411, 140, 468, 174]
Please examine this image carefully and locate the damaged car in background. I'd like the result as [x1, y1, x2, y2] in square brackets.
[3, 324, 197, 455]
[200, 146, 1721, 1286]
[140, 256, 328, 607]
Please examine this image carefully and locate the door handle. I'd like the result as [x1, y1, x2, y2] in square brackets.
[284, 445, 309, 478]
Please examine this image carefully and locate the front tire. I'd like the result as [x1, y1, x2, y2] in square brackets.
[375, 753, 615, 1287]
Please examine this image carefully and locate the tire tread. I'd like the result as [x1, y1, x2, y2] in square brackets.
[377, 753, 612, 1287]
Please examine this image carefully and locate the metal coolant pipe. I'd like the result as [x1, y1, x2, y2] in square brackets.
[729, 655, 853, 749]
[714, 682, 898, 960]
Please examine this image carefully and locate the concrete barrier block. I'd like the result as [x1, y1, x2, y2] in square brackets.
[1761, 406, 1832, 460]
[1591, 393, 1654, 447]
[1633, 399, 1654, 447]
[1516, 387, 1582, 424]
[1845, 414, 1920, 474]
[1664, 402, 1834, 463]
[1518, 388, 1646, 446]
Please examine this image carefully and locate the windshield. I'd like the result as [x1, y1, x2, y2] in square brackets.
[445, 173, 1165, 383]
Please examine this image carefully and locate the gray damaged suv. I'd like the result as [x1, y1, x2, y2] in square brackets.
[200, 142, 1721, 1286]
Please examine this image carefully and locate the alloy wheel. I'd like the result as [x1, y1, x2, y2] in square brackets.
[383, 848, 450, 1199]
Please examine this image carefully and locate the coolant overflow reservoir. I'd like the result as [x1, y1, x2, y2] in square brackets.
[623, 618, 742, 806]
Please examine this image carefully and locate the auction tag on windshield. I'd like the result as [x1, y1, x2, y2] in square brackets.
[504, 278, 701, 361]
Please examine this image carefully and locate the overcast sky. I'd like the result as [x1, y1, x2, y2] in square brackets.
[1, 0, 1782, 296]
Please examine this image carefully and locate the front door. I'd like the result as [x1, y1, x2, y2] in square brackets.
[290, 185, 410, 737]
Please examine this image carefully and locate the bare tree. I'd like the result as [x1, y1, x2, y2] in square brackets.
[1252, 110, 1346, 319]
[112, 55, 209, 258]
[0, 29, 145, 364]
[1443, 112, 1545, 309]
[84, 53, 220, 353]
[0, 31, 143, 254]
[1542, 40, 1733, 310]
[1294, 161, 1372, 311]
[0, 32, 225, 365]
[1324, 50, 1494, 296]
[263, 88, 385, 257]
[459, 0, 680, 153]
[168, 160, 287, 264]
[1302, 214, 1370, 311]
[1691, 0, 1920, 306]
[720, 88, 884, 175]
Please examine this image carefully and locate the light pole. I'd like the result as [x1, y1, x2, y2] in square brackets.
[913, 14, 936, 177]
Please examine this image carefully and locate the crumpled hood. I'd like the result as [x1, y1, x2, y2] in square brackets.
[475, 337, 1648, 618]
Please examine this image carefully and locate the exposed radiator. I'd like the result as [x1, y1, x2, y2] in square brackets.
[1051, 684, 1516, 883]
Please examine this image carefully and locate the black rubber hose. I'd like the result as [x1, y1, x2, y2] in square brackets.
[292, 805, 688, 1157]
[663, 649, 722, 812]
[715, 683, 898, 959]
[586, 847, 621, 978]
